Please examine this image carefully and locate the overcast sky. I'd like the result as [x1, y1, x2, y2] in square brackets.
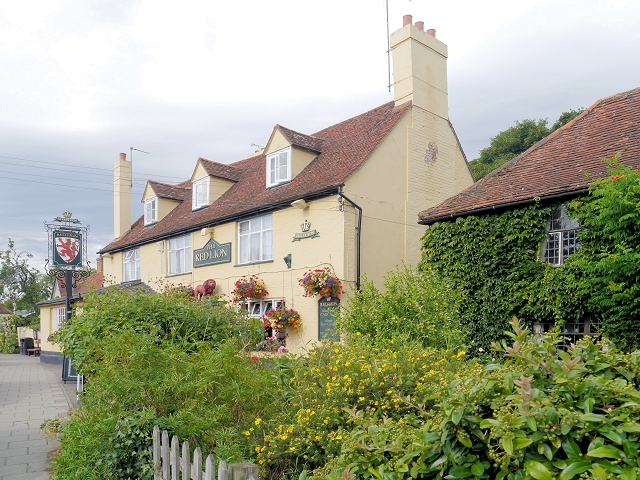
[1, 0, 639, 272]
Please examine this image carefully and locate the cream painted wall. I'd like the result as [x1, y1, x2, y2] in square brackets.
[291, 149, 317, 179]
[158, 198, 181, 221]
[265, 130, 289, 154]
[102, 198, 346, 353]
[38, 304, 62, 353]
[343, 110, 412, 288]
[114, 158, 132, 239]
[404, 106, 473, 264]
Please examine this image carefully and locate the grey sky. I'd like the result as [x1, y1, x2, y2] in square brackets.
[1, 0, 639, 271]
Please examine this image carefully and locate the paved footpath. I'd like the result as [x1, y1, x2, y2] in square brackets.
[0, 355, 74, 480]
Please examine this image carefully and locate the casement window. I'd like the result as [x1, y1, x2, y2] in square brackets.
[266, 147, 291, 187]
[144, 197, 158, 225]
[541, 206, 579, 266]
[123, 248, 140, 282]
[238, 214, 273, 264]
[242, 298, 285, 319]
[168, 234, 192, 275]
[192, 177, 210, 210]
[53, 306, 65, 333]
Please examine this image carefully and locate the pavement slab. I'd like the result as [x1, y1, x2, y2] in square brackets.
[0, 355, 75, 480]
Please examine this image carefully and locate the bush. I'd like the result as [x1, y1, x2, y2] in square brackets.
[0, 314, 18, 353]
[54, 287, 263, 373]
[337, 266, 463, 349]
[317, 319, 640, 479]
[256, 338, 477, 479]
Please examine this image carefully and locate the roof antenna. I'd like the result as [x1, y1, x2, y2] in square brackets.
[386, 0, 391, 92]
[129, 147, 149, 188]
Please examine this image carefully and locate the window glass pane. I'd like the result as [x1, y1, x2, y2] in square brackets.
[239, 221, 249, 235]
[250, 232, 260, 262]
[239, 235, 249, 264]
[262, 214, 272, 229]
[263, 230, 273, 260]
[543, 232, 560, 265]
[250, 217, 261, 231]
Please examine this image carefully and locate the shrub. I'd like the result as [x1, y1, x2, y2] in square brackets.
[317, 319, 640, 479]
[337, 266, 463, 349]
[0, 314, 19, 353]
[54, 287, 263, 374]
[256, 338, 476, 479]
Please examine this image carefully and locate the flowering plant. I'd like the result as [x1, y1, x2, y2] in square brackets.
[299, 267, 344, 299]
[232, 275, 268, 302]
[263, 307, 302, 333]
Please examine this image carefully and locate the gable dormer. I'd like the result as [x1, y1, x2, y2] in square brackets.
[191, 158, 241, 211]
[264, 125, 323, 188]
[142, 181, 186, 225]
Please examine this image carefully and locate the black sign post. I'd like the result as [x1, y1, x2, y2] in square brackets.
[44, 211, 91, 383]
[318, 297, 340, 341]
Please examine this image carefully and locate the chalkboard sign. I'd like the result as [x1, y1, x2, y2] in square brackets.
[318, 297, 340, 341]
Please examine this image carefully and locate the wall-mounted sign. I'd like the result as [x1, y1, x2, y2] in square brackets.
[194, 238, 231, 267]
[293, 219, 319, 242]
[53, 229, 83, 268]
[318, 297, 340, 341]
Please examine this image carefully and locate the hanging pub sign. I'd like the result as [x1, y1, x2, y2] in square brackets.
[318, 296, 340, 341]
[194, 238, 232, 267]
[53, 229, 83, 268]
[292, 219, 319, 242]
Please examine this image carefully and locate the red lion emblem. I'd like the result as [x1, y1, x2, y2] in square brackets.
[56, 237, 79, 263]
[194, 279, 216, 300]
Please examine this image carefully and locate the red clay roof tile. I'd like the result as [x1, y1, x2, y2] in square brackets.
[418, 87, 640, 224]
[100, 101, 411, 253]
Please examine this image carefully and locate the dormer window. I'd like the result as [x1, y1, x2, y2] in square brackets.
[144, 197, 157, 225]
[266, 147, 291, 187]
[192, 177, 210, 210]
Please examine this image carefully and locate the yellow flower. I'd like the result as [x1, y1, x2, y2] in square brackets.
[255, 418, 262, 426]
[243, 431, 251, 436]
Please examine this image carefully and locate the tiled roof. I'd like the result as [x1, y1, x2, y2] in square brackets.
[0, 305, 11, 315]
[148, 180, 190, 201]
[275, 125, 324, 153]
[418, 87, 640, 224]
[199, 159, 243, 182]
[100, 101, 411, 253]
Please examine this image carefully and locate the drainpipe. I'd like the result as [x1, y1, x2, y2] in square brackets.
[337, 186, 362, 291]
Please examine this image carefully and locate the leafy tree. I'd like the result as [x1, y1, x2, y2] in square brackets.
[0, 239, 50, 325]
[470, 109, 584, 179]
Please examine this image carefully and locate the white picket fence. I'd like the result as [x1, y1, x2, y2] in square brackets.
[152, 425, 259, 480]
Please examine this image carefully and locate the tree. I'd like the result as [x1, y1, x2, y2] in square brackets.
[0, 239, 50, 325]
[470, 109, 584, 180]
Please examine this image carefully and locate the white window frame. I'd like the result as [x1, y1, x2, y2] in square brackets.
[144, 197, 158, 225]
[241, 298, 285, 319]
[238, 214, 273, 264]
[53, 306, 65, 333]
[541, 206, 579, 266]
[123, 248, 140, 282]
[168, 234, 192, 275]
[192, 177, 210, 210]
[266, 147, 291, 187]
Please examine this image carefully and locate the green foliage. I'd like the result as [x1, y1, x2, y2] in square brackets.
[469, 109, 584, 180]
[54, 286, 263, 373]
[336, 266, 463, 349]
[0, 314, 19, 353]
[420, 205, 590, 356]
[570, 158, 640, 350]
[52, 288, 275, 479]
[0, 239, 49, 322]
[257, 339, 476, 479]
[318, 319, 640, 479]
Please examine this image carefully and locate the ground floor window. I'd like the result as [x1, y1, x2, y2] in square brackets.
[533, 316, 600, 346]
[53, 306, 66, 333]
[240, 298, 285, 350]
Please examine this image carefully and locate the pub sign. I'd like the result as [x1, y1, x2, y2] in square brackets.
[194, 238, 232, 267]
[318, 297, 340, 341]
[53, 229, 83, 268]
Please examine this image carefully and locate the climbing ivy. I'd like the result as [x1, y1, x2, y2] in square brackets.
[420, 204, 593, 356]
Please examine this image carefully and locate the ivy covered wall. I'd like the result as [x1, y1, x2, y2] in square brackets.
[419, 204, 593, 356]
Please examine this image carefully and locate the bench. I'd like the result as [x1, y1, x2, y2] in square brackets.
[27, 348, 41, 357]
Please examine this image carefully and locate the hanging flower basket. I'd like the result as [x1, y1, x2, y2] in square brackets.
[232, 275, 268, 302]
[299, 267, 344, 299]
[263, 306, 302, 333]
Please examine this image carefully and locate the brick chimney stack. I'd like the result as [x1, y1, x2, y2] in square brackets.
[114, 152, 132, 238]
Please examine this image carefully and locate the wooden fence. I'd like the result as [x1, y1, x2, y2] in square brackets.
[152, 426, 259, 480]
